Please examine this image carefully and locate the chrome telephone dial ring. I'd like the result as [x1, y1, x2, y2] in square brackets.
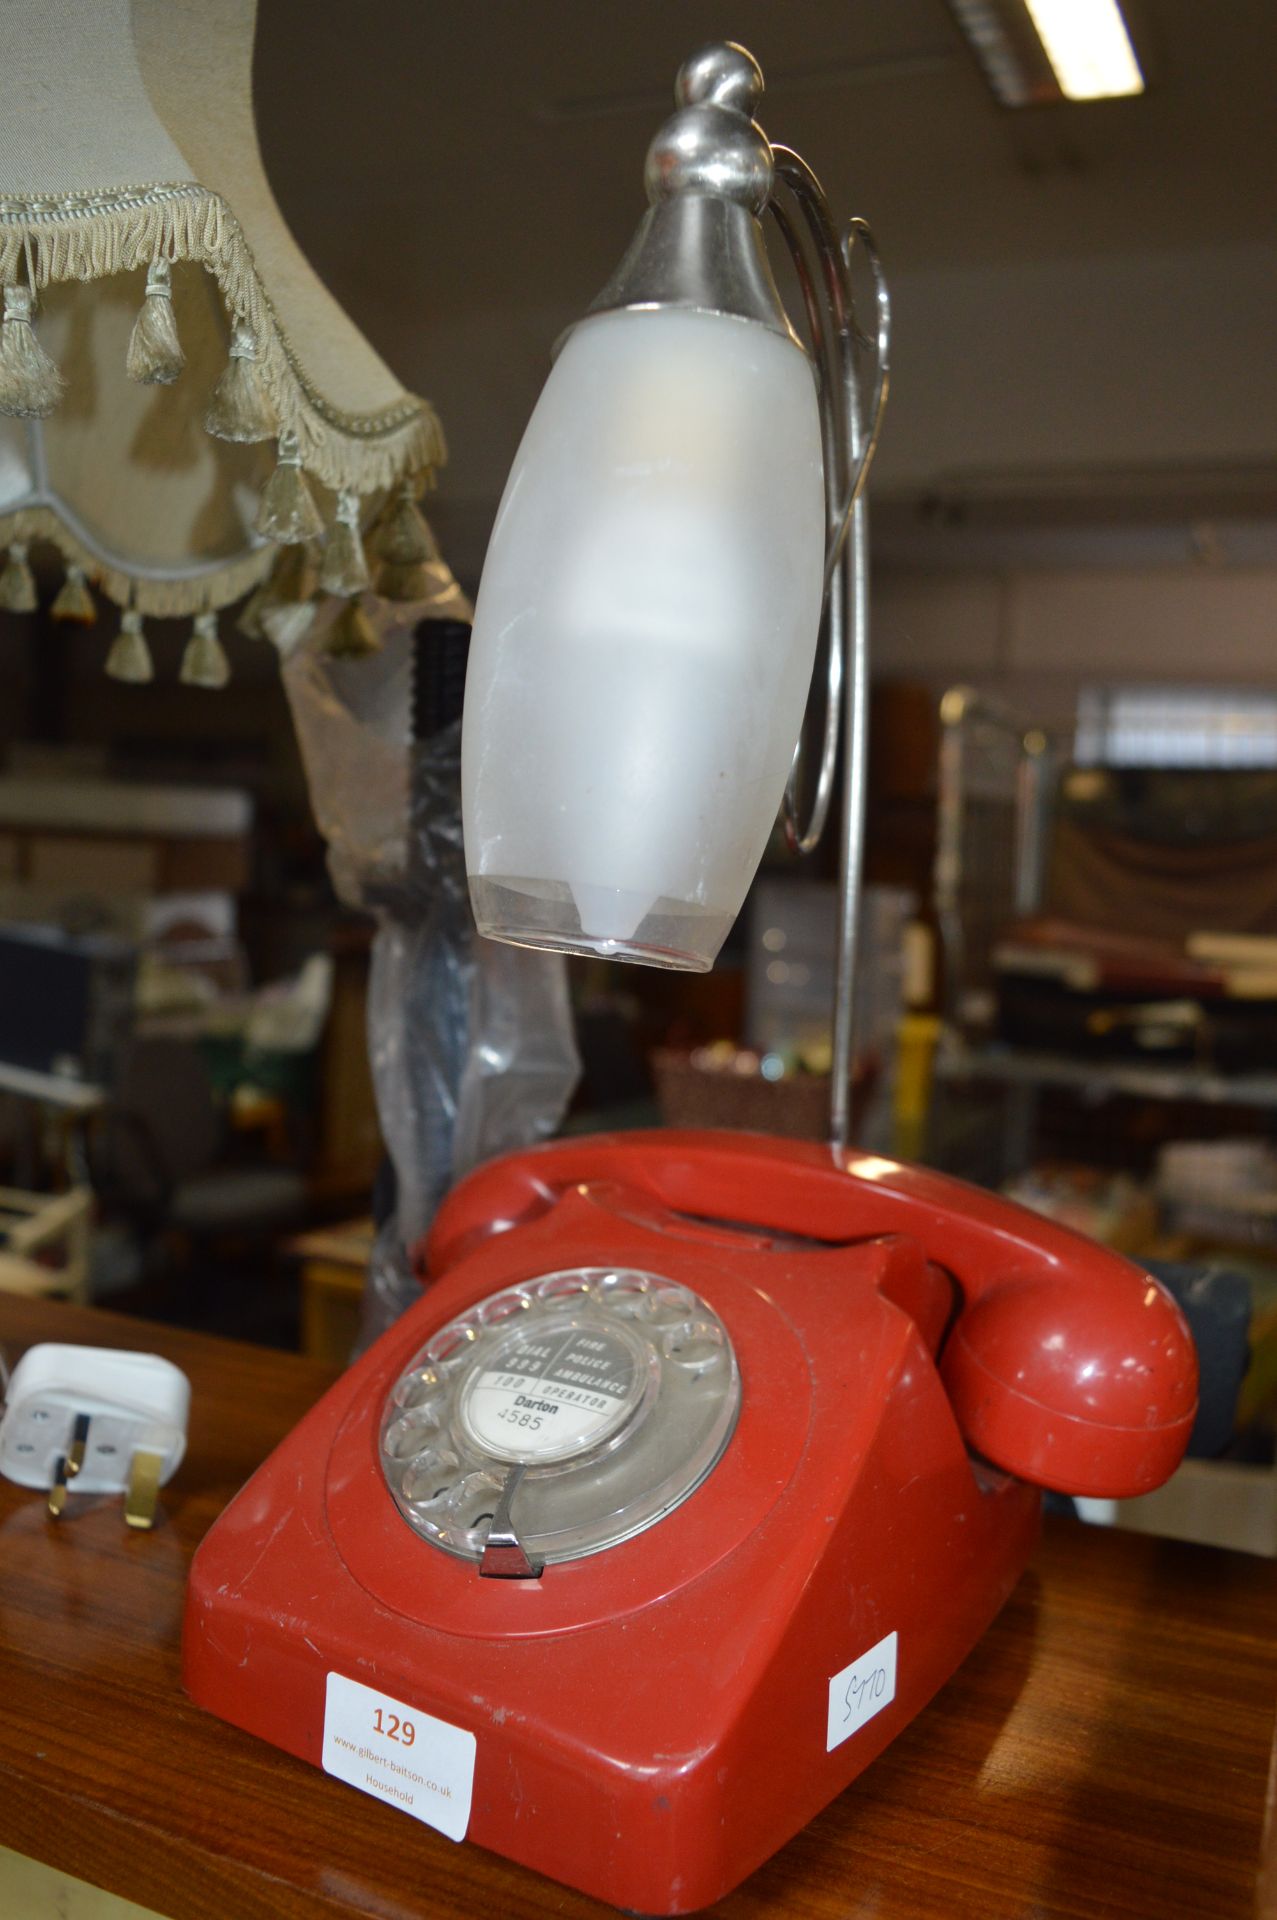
[380, 1268, 740, 1567]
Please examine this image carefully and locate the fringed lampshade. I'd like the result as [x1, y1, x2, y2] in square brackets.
[0, 0, 465, 686]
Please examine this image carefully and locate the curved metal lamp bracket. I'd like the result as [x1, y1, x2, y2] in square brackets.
[767, 157, 891, 1147]
[772, 153, 892, 858]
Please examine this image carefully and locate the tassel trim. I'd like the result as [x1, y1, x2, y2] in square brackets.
[180, 611, 231, 688]
[322, 596, 382, 658]
[105, 610, 154, 683]
[234, 582, 271, 641]
[0, 541, 37, 612]
[367, 484, 473, 618]
[0, 184, 445, 493]
[319, 490, 371, 595]
[259, 599, 317, 656]
[256, 431, 325, 544]
[240, 540, 320, 651]
[0, 285, 64, 418]
[126, 259, 185, 384]
[50, 563, 97, 624]
[265, 539, 319, 604]
[374, 481, 437, 566]
[205, 317, 276, 442]
[372, 480, 449, 601]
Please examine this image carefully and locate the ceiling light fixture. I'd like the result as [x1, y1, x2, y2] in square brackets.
[950, 0, 1144, 107]
[1024, 0, 1144, 99]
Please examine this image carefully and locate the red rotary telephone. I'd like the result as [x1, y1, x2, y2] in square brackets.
[184, 1131, 1196, 1912]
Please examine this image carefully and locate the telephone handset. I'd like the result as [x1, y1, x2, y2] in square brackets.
[424, 1129, 1197, 1497]
[185, 1130, 1197, 1913]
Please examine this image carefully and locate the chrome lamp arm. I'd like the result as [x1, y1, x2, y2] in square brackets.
[770, 160, 892, 1145]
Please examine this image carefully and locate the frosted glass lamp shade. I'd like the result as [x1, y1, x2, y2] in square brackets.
[462, 306, 824, 971]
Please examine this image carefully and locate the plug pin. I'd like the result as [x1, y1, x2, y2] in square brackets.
[66, 1411, 90, 1478]
[48, 1454, 70, 1519]
[124, 1448, 163, 1530]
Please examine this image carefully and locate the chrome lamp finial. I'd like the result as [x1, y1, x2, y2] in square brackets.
[462, 40, 890, 1148]
[585, 43, 794, 342]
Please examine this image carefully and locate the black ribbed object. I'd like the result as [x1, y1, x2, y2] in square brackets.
[411, 618, 470, 743]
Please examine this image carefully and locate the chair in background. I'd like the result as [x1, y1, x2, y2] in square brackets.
[86, 1033, 309, 1332]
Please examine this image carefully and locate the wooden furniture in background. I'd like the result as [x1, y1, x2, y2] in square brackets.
[309, 924, 381, 1204]
[288, 1215, 374, 1364]
[0, 777, 253, 895]
[0, 1294, 1273, 1920]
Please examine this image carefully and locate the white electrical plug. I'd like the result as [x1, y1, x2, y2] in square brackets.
[0, 1343, 190, 1527]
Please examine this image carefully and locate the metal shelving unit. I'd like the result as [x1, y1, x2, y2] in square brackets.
[936, 1038, 1277, 1111]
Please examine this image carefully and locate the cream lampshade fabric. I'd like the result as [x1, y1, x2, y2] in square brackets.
[0, 0, 463, 684]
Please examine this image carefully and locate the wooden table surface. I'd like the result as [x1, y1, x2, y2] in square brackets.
[1, 1294, 1274, 1920]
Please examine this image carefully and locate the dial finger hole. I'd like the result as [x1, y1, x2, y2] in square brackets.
[661, 1320, 726, 1372]
[428, 1323, 480, 1368]
[394, 1366, 443, 1410]
[604, 1290, 653, 1319]
[479, 1289, 533, 1327]
[593, 1271, 651, 1305]
[401, 1449, 461, 1504]
[445, 1470, 505, 1532]
[643, 1285, 699, 1328]
[384, 1412, 445, 1461]
[534, 1272, 594, 1303]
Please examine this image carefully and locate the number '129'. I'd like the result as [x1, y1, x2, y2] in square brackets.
[373, 1708, 416, 1747]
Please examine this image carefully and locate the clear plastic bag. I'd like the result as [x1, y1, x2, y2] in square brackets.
[282, 601, 580, 1347]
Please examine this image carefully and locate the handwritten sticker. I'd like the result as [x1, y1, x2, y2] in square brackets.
[322, 1672, 475, 1841]
[826, 1631, 898, 1752]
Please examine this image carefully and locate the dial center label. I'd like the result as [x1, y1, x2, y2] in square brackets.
[460, 1322, 641, 1462]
